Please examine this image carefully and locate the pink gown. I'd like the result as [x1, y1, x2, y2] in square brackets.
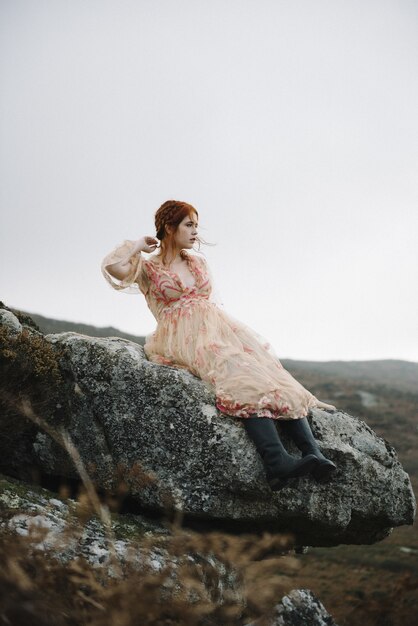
[101, 240, 321, 424]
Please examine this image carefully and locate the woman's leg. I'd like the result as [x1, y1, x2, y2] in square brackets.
[243, 415, 320, 491]
[279, 416, 337, 481]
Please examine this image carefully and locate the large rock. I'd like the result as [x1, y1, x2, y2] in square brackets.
[0, 309, 415, 547]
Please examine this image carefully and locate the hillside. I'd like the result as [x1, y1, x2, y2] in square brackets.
[6, 305, 418, 625]
[18, 308, 146, 345]
[17, 307, 418, 392]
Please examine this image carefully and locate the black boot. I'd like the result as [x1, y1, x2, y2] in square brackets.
[243, 416, 320, 491]
[280, 416, 337, 481]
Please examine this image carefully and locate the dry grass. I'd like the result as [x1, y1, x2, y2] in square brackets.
[0, 392, 301, 626]
[0, 527, 300, 626]
[1, 315, 416, 625]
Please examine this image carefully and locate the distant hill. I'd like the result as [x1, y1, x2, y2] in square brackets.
[14, 308, 146, 346]
[283, 358, 418, 395]
[12, 306, 417, 395]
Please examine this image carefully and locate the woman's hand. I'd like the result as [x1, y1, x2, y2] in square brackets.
[137, 236, 159, 253]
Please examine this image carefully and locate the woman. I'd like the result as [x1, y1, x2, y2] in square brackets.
[101, 200, 337, 491]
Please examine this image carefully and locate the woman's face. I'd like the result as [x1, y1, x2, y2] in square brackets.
[173, 213, 199, 249]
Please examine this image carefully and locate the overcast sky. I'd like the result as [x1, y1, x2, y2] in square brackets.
[1, 0, 417, 362]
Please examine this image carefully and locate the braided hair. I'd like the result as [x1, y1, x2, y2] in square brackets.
[154, 200, 200, 266]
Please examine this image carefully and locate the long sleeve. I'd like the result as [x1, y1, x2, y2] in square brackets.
[101, 239, 150, 296]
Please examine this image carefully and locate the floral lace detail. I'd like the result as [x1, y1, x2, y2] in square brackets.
[141, 251, 213, 321]
[101, 240, 321, 420]
[215, 393, 292, 420]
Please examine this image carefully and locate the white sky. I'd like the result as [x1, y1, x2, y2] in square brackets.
[1, 0, 417, 362]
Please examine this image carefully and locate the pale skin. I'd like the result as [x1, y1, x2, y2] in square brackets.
[105, 213, 336, 412]
[105, 213, 199, 285]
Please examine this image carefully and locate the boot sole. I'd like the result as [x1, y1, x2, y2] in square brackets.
[312, 460, 337, 481]
[267, 455, 319, 491]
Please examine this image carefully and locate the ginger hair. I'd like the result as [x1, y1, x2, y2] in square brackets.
[154, 200, 212, 266]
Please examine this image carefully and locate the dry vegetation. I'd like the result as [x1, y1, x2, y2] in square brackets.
[1, 306, 417, 625]
[0, 508, 301, 626]
[288, 367, 418, 626]
[0, 396, 302, 626]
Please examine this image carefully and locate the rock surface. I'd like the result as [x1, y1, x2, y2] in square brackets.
[246, 588, 339, 625]
[0, 472, 169, 575]
[0, 309, 416, 547]
[0, 473, 339, 625]
[0, 471, 246, 612]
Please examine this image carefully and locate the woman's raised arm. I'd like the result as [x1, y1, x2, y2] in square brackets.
[101, 236, 158, 294]
[105, 239, 143, 280]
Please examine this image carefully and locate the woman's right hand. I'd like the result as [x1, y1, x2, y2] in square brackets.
[137, 236, 159, 253]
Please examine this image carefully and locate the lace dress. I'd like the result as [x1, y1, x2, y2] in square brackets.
[101, 240, 321, 423]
